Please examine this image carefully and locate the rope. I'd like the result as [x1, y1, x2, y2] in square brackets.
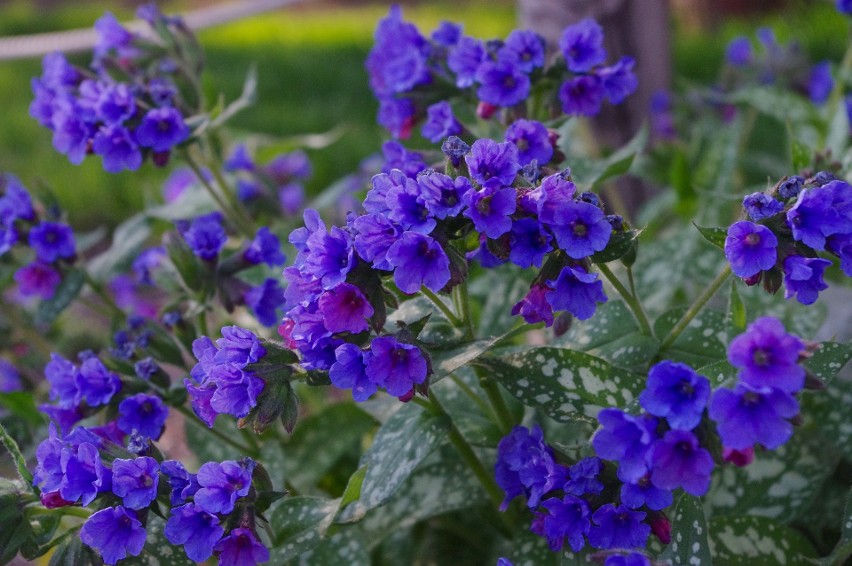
[0, 0, 302, 61]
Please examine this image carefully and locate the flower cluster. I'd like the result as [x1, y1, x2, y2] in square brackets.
[0, 174, 77, 301]
[32, 421, 267, 565]
[366, 7, 637, 138]
[30, 6, 194, 172]
[724, 173, 851, 305]
[223, 144, 311, 215]
[723, 28, 833, 104]
[709, 317, 808, 458]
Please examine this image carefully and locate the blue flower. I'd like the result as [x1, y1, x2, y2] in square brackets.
[620, 475, 672, 511]
[80, 506, 146, 565]
[587, 504, 650, 550]
[208, 365, 265, 419]
[365, 336, 428, 397]
[386, 173, 436, 234]
[164, 503, 224, 563]
[564, 457, 603, 497]
[117, 393, 168, 440]
[727, 317, 804, 393]
[742, 192, 784, 221]
[639, 361, 710, 431]
[244, 227, 286, 267]
[112, 456, 160, 509]
[648, 430, 713, 496]
[462, 180, 517, 239]
[304, 225, 355, 290]
[366, 5, 430, 96]
[726, 36, 752, 66]
[353, 213, 400, 270]
[329, 343, 377, 402]
[546, 265, 607, 321]
[76, 356, 121, 407]
[92, 125, 143, 173]
[724, 221, 777, 278]
[60, 441, 111, 506]
[214, 326, 266, 366]
[14, 261, 61, 299]
[194, 458, 255, 515]
[509, 217, 552, 268]
[511, 284, 555, 327]
[476, 55, 530, 107]
[548, 200, 611, 259]
[503, 30, 545, 73]
[532, 495, 591, 552]
[559, 19, 606, 73]
[93, 12, 136, 60]
[319, 282, 374, 334]
[506, 119, 552, 166]
[213, 528, 269, 566]
[448, 36, 486, 88]
[418, 171, 471, 219]
[431, 21, 462, 46]
[0, 360, 22, 393]
[559, 75, 605, 116]
[466, 139, 521, 186]
[421, 101, 462, 143]
[245, 278, 286, 327]
[783, 255, 831, 305]
[709, 383, 799, 450]
[495, 425, 566, 510]
[377, 97, 416, 139]
[45, 353, 80, 408]
[809, 61, 833, 105]
[598, 56, 638, 104]
[28, 221, 75, 263]
[786, 183, 848, 250]
[180, 212, 227, 261]
[525, 173, 576, 224]
[386, 231, 450, 294]
[778, 176, 804, 199]
[161, 460, 199, 506]
[224, 144, 255, 172]
[592, 409, 657, 483]
[605, 552, 652, 566]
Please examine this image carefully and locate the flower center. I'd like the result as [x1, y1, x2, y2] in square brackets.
[752, 348, 768, 366]
[744, 232, 761, 246]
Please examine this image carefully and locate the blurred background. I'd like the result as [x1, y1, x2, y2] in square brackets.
[0, 0, 845, 230]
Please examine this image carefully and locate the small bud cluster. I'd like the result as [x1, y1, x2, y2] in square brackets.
[724, 173, 851, 304]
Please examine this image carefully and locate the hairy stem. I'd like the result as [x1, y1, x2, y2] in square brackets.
[474, 367, 515, 436]
[421, 286, 463, 327]
[0, 421, 34, 488]
[596, 263, 653, 336]
[658, 264, 732, 354]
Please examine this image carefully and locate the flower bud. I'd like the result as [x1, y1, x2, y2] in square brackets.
[477, 101, 498, 120]
[649, 514, 672, 544]
[722, 446, 754, 467]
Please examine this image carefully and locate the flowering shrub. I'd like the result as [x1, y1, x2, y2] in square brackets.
[1, 3, 851, 566]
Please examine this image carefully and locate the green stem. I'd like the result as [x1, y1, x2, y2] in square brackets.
[453, 281, 476, 340]
[82, 272, 124, 318]
[206, 155, 257, 238]
[596, 263, 653, 336]
[182, 149, 255, 239]
[421, 286, 462, 327]
[0, 421, 34, 488]
[27, 505, 92, 519]
[479, 378, 515, 436]
[448, 373, 492, 417]
[176, 405, 257, 457]
[658, 264, 732, 354]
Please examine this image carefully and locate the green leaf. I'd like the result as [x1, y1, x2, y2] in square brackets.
[346, 402, 450, 516]
[146, 187, 216, 221]
[730, 86, 822, 131]
[269, 496, 340, 560]
[653, 308, 728, 367]
[387, 296, 462, 345]
[708, 515, 817, 564]
[87, 213, 151, 282]
[693, 223, 727, 250]
[339, 465, 367, 509]
[471, 265, 532, 337]
[476, 347, 645, 423]
[208, 64, 258, 129]
[286, 527, 370, 566]
[573, 125, 647, 188]
[803, 342, 852, 385]
[184, 418, 245, 463]
[35, 268, 85, 326]
[429, 333, 509, 385]
[122, 515, 195, 566]
[432, 370, 503, 447]
[591, 229, 642, 264]
[671, 147, 697, 217]
[790, 139, 812, 172]
[0, 392, 42, 424]
[803, 369, 852, 461]
[659, 494, 712, 565]
[726, 280, 746, 339]
[278, 403, 376, 493]
[48, 535, 100, 566]
[822, 487, 852, 565]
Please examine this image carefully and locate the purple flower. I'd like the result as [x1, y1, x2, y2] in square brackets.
[787, 183, 849, 250]
[353, 213, 400, 270]
[135, 107, 189, 152]
[329, 343, 377, 402]
[709, 383, 799, 450]
[462, 180, 517, 239]
[783, 255, 831, 305]
[386, 231, 451, 294]
[839, 0, 852, 14]
[525, 173, 577, 223]
[382, 140, 426, 177]
[386, 174, 436, 234]
[319, 282, 374, 334]
[532, 495, 591, 552]
[828, 233, 852, 276]
[185, 378, 218, 428]
[726, 36, 752, 66]
[559, 18, 606, 73]
[588, 504, 650, 550]
[448, 36, 486, 88]
[366, 5, 430, 96]
[0, 174, 34, 224]
[214, 528, 270, 566]
[431, 21, 462, 46]
[778, 175, 804, 199]
[112, 456, 159, 509]
[466, 139, 521, 186]
[92, 125, 143, 173]
[132, 246, 166, 284]
[511, 284, 555, 327]
[546, 265, 607, 321]
[509, 217, 552, 268]
[476, 56, 530, 107]
[742, 192, 784, 221]
[727, 317, 804, 393]
[117, 393, 168, 440]
[33, 424, 66, 492]
[94, 12, 136, 59]
[92, 82, 136, 125]
[60, 441, 111, 505]
[506, 119, 552, 166]
[605, 553, 652, 566]
[598, 56, 638, 104]
[418, 171, 471, 219]
[564, 457, 603, 497]
[648, 430, 713, 496]
[639, 361, 710, 431]
[165, 503, 224, 563]
[194, 458, 255, 515]
[0, 360, 22, 393]
[29, 221, 75, 263]
[365, 336, 427, 397]
[503, 30, 545, 73]
[76, 356, 121, 407]
[208, 365, 265, 418]
[224, 144, 255, 173]
[592, 409, 657, 483]
[161, 460, 200, 506]
[421, 101, 462, 143]
[441, 136, 470, 167]
[559, 75, 605, 116]
[14, 261, 61, 299]
[620, 475, 672, 511]
[244, 227, 286, 267]
[377, 96, 416, 139]
[495, 425, 566, 510]
[245, 278, 286, 327]
[51, 112, 93, 165]
[180, 211, 227, 261]
[304, 225, 355, 290]
[549, 200, 611, 259]
[809, 61, 834, 105]
[724, 221, 778, 278]
[45, 353, 80, 408]
[80, 506, 146, 565]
